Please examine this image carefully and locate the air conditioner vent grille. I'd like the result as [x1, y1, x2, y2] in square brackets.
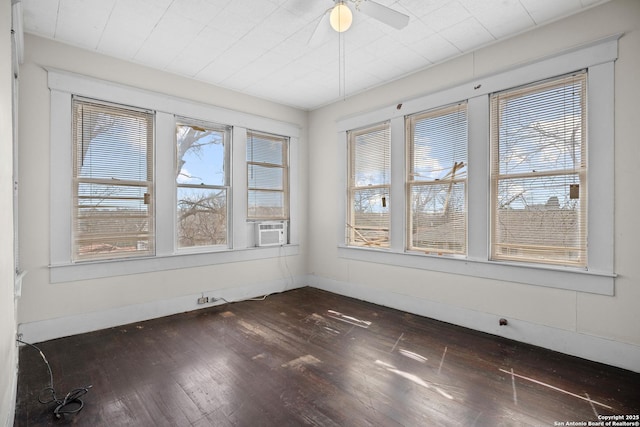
[256, 222, 287, 246]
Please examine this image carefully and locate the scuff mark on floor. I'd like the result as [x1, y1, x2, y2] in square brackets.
[282, 354, 322, 369]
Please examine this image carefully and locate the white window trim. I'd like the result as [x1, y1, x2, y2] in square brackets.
[49, 69, 300, 283]
[337, 34, 619, 295]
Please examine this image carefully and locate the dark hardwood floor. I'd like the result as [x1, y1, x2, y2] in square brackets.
[15, 287, 640, 426]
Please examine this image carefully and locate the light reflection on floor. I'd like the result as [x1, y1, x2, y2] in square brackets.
[240, 303, 628, 426]
[327, 309, 372, 328]
[375, 359, 455, 399]
[499, 368, 613, 410]
[300, 307, 623, 426]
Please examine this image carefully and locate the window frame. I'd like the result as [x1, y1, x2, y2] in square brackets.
[346, 122, 392, 248]
[49, 69, 301, 283]
[489, 72, 588, 267]
[336, 35, 618, 295]
[71, 97, 156, 262]
[175, 118, 232, 251]
[406, 102, 468, 256]
[246, 130, 290, 221]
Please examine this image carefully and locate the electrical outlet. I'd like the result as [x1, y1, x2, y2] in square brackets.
[197, 296, 208, 304]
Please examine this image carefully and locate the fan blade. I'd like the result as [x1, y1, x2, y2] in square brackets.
[358, 0, 409, 30]
[308, 9, 332, 47]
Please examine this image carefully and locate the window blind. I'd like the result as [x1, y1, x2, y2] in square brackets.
[407, 103, 468, 255]
[347, 122, 391, 247]
[247, 131, 289, 220]
[72, 98, 154, 261]
[490, 72, 587, 266]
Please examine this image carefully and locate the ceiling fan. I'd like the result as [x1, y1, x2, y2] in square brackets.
[309, 0, 410, 46]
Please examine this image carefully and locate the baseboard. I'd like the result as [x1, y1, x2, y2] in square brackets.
[3, 353, 17, 427]
[18, 278, 305, 344]
[18, 275, 639, 373]
[308, 275, 640, 373]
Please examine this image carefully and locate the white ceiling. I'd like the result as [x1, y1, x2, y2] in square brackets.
[21, 0, 607, 110]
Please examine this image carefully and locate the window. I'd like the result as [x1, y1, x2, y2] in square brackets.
[247, 131, 289, 220]
[337, 36, 616, 294]
[176, 120, 231, 248]
[490, 72, 587, 267]
[407, 103, 467, 255]
[72, 97, 154, 261]
[50, 70, 301, 282]
[347, 122, 391, 248]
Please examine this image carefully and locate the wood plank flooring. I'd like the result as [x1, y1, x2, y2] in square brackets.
[15, 287, 640, 426]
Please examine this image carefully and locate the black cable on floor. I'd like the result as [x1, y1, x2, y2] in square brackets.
[17, 339, 92, 419]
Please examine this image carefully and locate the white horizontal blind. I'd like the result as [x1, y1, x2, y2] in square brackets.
[407, 103, 467, 255]
[176, 120, 230, 248]
[72, 98, 154, 261]
[347, 122, 390, 248]
[490, 72, 587, 266]
[247, 131, 289, 220]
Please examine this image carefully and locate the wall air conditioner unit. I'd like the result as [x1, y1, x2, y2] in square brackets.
[256, 222, 287, 247]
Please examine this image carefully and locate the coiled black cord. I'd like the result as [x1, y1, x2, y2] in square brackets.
[18, 339, 92, 419]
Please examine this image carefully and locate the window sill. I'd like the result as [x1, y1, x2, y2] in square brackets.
[337, 245, 615, 295]
[50, 245, 299, 283]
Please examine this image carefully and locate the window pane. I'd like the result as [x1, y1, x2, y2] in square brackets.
[351, 125, 390, 186]
[77, 112, 151, 181]
[72, 98, 154, 261]
[176, 124, 228, 186]
[410, 182, 466, 254]
[75, 183, 152, 258]
[177, 187, 227, 247]
[497, 80, 584, 176]
[248, 164, 283, 190]
[410, 106, 467, 182]
[247, 132, 284, 165]
[349, 187, 390, 247]
[491, 72, 587, 266]
[248, 190, 285, 218]
[495, 175, 584, 263]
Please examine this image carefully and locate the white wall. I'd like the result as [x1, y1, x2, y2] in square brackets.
[0, 1, 18, 425]
[14, 0, 639, 376]
[16, 34, 309, 341]
[307, 0, 640, 372]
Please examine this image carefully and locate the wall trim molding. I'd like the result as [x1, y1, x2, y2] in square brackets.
[18, 278, 305, 344]
[4, 351, 17, 427]
[308, 275, 640, 373]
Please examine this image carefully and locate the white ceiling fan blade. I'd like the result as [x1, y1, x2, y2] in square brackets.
[358, 0, 410, 30]
[308, 10, 332, 47]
